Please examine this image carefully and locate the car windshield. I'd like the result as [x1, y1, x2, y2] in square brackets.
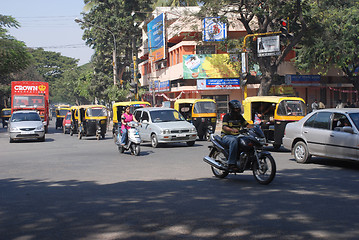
[86, 107, 107, 117]
[277, 100, 306, 116]
[193, 101, 216, 114]
[349, 113, 359, 130]
[150, 110, 185, 122]
[11, 112, 41, 122]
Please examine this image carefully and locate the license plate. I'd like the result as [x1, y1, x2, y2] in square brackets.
[176, 134, 186, 137]
[22, 131, 35, 135]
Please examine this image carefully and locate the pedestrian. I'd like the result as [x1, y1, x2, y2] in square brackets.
[311, 99, 319, 112]
[319, 101, 325, 109]
[336, 100, 344, 108]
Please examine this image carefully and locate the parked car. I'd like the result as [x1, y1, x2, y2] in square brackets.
[133, 107, 197, 147]
[62, 111, 72, 134]
[9, 110, 45, 143]
[283, 108, 359, 163]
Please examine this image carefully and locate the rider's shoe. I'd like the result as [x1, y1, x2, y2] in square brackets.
[228, 164, 239, 171]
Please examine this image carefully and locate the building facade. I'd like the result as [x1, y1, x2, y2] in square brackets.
[137, 7, 357, 115]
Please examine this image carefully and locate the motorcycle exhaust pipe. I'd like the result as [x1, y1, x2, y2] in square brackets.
[203, 156, 227, 170]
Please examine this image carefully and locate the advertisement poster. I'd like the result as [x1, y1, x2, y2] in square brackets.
[257, 35, 281, 57]
[197, 79, 241, 90]
[203, 17, 227, 42]
[147, 13, 165, 62]
[183, 54, 240, 79]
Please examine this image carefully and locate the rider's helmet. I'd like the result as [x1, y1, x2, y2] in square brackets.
[228, 100, 242, 118]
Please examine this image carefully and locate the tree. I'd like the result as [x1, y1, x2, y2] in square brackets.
[0, 15, 32, 81]
[0, 14, 32, 107]
[198, 0, 314, 95]
[80, 0, 153, 102]
[295, 2, 359, 91]
[152, 0, 200, 7]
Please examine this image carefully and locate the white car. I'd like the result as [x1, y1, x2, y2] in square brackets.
[283, 108, 359, 163]
[9, 110, 45, 143]
[133, 107, 197, 147]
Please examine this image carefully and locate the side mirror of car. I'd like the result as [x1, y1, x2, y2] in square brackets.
[343, 126, 354, 134]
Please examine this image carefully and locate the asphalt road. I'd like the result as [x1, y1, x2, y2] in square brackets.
[0, 122, 359, 240]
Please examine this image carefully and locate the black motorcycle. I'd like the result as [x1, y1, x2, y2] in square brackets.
[203, 125, 276, 185]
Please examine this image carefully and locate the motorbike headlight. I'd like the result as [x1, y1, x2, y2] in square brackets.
[162, 129, 170, 134]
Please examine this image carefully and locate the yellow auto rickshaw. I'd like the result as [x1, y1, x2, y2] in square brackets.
[242, 96, 307, 149]
[112, 101, 151, 138]
[55, 105, 70, 129]
[1, 108, 11, 128]
[69, 106, 80, 136]
[174, 99, 217, 140]
[77, 105, 108, 140]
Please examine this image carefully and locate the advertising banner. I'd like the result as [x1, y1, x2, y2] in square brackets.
[203, 17, 227, 42]
[257, 35, 281, 57]
[197, 79, 241, 90]
[150, 80, 170, 92]
[183, 54, 240, 79]
[147, 13, 165, 62]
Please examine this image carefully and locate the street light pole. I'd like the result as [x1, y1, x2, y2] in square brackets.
[75, 18, 117, 86]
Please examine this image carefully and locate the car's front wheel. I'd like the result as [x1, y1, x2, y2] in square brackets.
[293, 141, 311, 163]
[151, 134, 159, 148]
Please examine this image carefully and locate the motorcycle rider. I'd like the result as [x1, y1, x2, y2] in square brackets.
[221, 100, 253, 171]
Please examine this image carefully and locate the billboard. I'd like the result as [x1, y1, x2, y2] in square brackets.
[203, 17, 227, 42]
[183, 54, 240, 79]
[257, 35, 281, 57]
[147, 13, 165, 62]
[285, 75, 321, 86]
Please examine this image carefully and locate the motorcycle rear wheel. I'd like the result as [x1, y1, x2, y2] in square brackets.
[210, 150, 229, 178]
[252, 154, 276, 185]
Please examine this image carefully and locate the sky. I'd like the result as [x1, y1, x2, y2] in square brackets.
[2, 0, 94, 66]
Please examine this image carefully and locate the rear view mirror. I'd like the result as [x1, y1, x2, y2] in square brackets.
[343, 126, 354, 134]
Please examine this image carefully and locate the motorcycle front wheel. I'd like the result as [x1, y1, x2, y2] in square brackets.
[252, 154, 276, 185]
[131, 144, 141, 156]
[210, 150, 229, 178]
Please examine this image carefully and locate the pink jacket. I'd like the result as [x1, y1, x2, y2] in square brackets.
[121, 113, 134, 130]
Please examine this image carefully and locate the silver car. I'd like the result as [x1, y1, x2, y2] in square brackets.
[283, 108, 359, 163]
[134, 107, 197, 147]
[9, 110, 45, 143]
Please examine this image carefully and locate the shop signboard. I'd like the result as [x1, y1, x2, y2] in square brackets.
[183, 54, 240, 79]
[197, 78, 241, 90]
[257, 35, 281, 57]
[285, 74, 321, 86]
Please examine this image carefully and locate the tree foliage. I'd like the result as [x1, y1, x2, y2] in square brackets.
[295, 1, 359, 90]
[80, 0, 153, 102]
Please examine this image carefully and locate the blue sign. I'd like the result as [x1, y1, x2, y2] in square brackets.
[147, 13, 165, 62]
[203, 17, 227, 42]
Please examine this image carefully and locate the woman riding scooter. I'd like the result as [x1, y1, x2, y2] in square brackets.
[118, 106, 139, 146]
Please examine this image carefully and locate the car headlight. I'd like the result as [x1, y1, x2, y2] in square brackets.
[36, 125, 44, 131]
[190, 127, 196, 133]
[10, 127, 19, 131]
[162, 129, 170, 134]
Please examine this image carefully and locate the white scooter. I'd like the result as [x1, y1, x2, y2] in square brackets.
[116, 121, 141, 156]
